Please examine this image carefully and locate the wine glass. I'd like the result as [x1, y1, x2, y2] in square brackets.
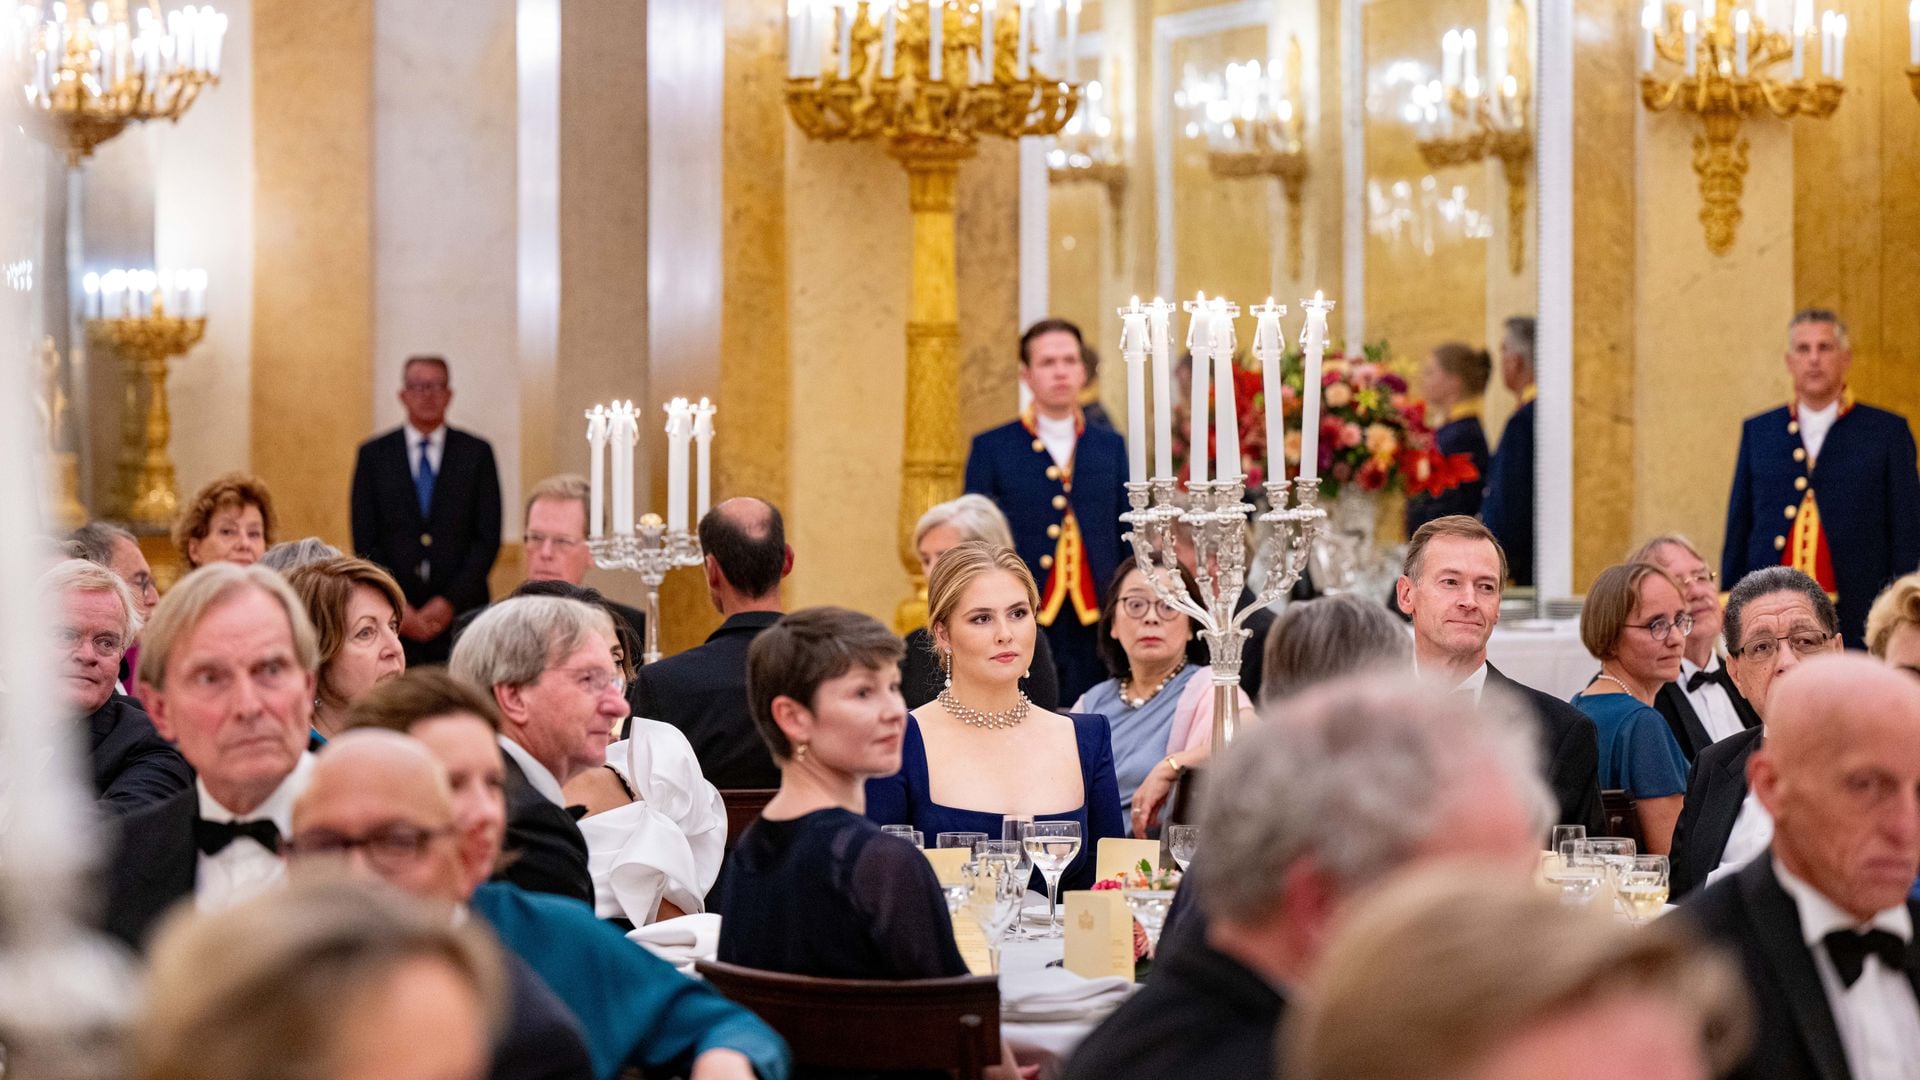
[964, 855, 1024, 973]
[1619, 854, 1671, 925]
[1000, 816, 1035, 936]
[937, 831, 988, 850]
[1582, 838, 1636, 886]
[1166, 825, 1200, 872]
[1022, 821, 1082, 938]
[881, 825, 924, 848]
[1550, 825, 1586, 874]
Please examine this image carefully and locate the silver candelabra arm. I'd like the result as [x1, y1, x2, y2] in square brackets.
[587, 513, 705, 665]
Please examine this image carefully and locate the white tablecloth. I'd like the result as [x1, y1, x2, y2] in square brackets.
[1485, 618, 1594, 700]
[997, 899, 1136, 1079]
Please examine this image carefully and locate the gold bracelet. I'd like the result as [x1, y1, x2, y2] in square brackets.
[1165, 755, 1184, 778]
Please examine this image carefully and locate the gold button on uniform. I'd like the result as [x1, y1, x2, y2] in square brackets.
[1784, 505, 1797, 519]
[1052, 495, 1068, 509]
[1047, 524, 1061, 539]
[1794, 477, 1808, 491]
[1045, 465, 1061, 480]
[1040, 554, 1055, 569]
[1788, 421, 1800, 435]
[1032, 439, 1046, 453]
[1793, 448, 1806, 462]
[1774, 535, 1787, 550]
[420, 533, 433, 547]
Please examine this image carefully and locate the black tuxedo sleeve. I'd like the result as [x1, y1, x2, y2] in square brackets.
[1549, 707, 1606, 836]
[350, 442, 383, 567]
[442, 440, 502, 613]
[1668, 755, 1710, 898]
[98, 740, 194, 817]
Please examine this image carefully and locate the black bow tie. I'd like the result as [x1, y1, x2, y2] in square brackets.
[194, 817, 282, 856]
[1687, 665, 1731, 693]
[1823, 928, 1909, 988]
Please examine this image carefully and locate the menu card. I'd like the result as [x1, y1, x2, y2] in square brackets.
[923, 847, 969, 885]
[1064, 890, 1135, 981]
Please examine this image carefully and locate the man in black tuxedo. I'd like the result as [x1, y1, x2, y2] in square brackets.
[45, 558, 191, 815]
[1064, 675, 1550, 1080]
[102, 564, 321, 949]
[452, 595, 631, 904]
[1670, 567, 1842, 899]
[633, 498, 792, 790]
[1395, 515, 1605, 835]
[1636, 534, 1763, 761]
[350, 355, 502, 665]
[1682, 653, 1920, 1080]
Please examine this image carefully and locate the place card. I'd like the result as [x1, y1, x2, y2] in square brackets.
[1096, 838, 1162, 881]
[923, 847, 968, 885]
[1064, 890, 1135, 981]
[953, 910, 993, 976]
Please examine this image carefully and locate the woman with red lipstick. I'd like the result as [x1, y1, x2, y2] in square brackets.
[1570, 562, 1694, 853]
[866, 542, 1125, 892]
[174, 472, 277, 570]
[1073, 558, 1253, 837]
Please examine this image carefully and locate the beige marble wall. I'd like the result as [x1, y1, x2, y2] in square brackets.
[251, 0, 374, 546]
[958, 141, 1025, 443]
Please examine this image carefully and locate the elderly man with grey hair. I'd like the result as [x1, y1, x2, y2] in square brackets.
[1668, 565, 1842, 900]
[1061, 673, 1553, 1080]
[451, 595, 630, 905]
[43, 558, 190, 816]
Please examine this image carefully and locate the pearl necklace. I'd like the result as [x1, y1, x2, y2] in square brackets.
[937, 687, 1031, 730]
[1119, 665, 1183, 709]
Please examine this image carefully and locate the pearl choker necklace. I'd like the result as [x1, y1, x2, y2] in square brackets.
[937, 687, 1031, 730]
[1119, 666, 1183, 709]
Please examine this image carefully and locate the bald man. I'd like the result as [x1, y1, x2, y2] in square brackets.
[1682, 654, 1920, 1080]
[295, 730, 788, 1080]
[633, 497, 794, 789]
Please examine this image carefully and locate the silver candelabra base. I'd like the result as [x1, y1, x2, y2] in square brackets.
[588, 514, 704, 665]
[1121, 475, 1326, 748]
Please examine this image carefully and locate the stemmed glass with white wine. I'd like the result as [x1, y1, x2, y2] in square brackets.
[1022, 820, 1082, 938]
[1618, 854, 1670, 925]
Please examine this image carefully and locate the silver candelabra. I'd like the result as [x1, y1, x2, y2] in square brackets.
[588, 514, 703, 665]
[1122, 475, 1326, 748]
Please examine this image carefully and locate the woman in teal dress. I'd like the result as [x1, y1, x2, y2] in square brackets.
[1569, 561, 1692, 854]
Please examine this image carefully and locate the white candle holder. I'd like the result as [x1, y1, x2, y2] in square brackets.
[588, 517, 704, 666]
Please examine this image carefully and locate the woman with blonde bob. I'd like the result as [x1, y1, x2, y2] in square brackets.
[1286, 865, 1747, 1080]
[867, 540, 1124, 891]
[286, 557, 407, 743]
[901, 494, 1059, 709]
[1865, 571, 1920, 675]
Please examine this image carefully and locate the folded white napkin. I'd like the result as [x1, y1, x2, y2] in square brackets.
[627, 912, 722, 970]
[999, 967, 1134, 1021]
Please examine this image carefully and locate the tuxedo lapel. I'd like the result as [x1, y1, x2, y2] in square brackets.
[1728, 680, 1763, 730]
[1657, 683, 1713, 758]
[1907, 902, 1920, 1005]
[107, 789, 199, 948]
[1740, 860, 1851, 1080]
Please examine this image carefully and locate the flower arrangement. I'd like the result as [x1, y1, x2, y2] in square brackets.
[1171, 342, 1481, 500]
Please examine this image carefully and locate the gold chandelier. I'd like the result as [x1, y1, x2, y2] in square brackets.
[1179, 37, 1310, 280]
[17, 0, 228, 165]
[1410, 2, 1532, 274]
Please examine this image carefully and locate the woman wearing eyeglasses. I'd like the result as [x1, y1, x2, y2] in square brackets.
[1570, 561, 1694, 853]
[1074, 557, 1255, 838]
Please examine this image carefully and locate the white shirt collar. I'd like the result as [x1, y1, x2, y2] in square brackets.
[1774, 857, 1914, 947]
[499, 734, 564, 806]
[405, 424, 445, 450]
[1679, 652, 1726, 679]
[196, 751, 316, 835]
[1800, 398, 1841, 426]
[1415, 657, 1489, 700]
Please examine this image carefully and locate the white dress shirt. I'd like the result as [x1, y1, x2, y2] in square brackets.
[1774, 859, 1920, 1080]
[499, 735, 564, 806]
[1036, 413, 1077, 470]
[1799, 399, 1841, 463]
[577, 721, 726, 923]
[404, 423, 446, 475]
[1679, 654, 1748, 745]
[1707, 787, 1774, 889]
[194, 753, 316, 913]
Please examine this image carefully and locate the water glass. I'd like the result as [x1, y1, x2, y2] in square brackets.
[1619, 854, 1671, 924]
[964, 856, 1024, 973]
[1550, 825, 1587, 871]
[1582, 837, 1637, 884]
[937, 831, 988, 850]
[1166, 825, 1200, 872]
[1022, 821, 1083, 938]
[880, 825, 924, 848]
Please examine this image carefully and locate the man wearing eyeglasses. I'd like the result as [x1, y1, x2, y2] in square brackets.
[1633, 534, 1762, 762]
[451, 596, 631, 904]
[1669, 566, 1842, 899]
[350, 354, 503, 665]
[102, 563, 322, 949]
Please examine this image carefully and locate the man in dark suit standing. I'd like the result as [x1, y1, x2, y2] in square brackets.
[351, 355, 502, 665]
[1670, 567, 1842, 899]
[452, 595, 632, 905]
[1479, 316, 1537, 588]
[1395, 515, 1605, 835]
[633, 498, 791, 790]
[1634, 534, 1763, 762]
[1682, 653, 1920, 1080]
[965, 319, 1129, 705]
[102, 564, 320, 949]
[1406, 342, 1492, 534]
[1723, 309, 1920, 648]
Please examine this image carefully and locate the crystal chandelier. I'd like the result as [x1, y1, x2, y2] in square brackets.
[15, 0, 228, 165]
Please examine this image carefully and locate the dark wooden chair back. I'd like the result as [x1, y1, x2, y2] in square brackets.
[720, 788, 779, 853]
[1599, 789, 1645, 849]
[695, 960, 1001, 1078]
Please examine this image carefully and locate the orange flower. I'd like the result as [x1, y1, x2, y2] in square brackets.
[1324, 383, 1354, 409]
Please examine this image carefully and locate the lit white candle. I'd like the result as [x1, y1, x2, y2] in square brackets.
[1251, 298, 1287, 484]
[611, 402, 634, 535]
[837, 0, 854, 79]
[82, 272, 100, 318]
[980, 0, 996, 83]
[1819, 10, 1832, 77]
[1832, 13, 1845, 78]
[929, 0, 944, 81]
[1792, 1, 1809, 78]
[1118, 297, 1149, 486]
[1461, 28, 1478, 93]
[1065, 0, 1079, 82]
[1184, 293, 1212, 487]
[1297, 291, 1335, 483]
[693, 397, 715, 523]
[787, 0, 802, 77]
[1683, 9, 1698, 76]
[1148, 298, 1176, 481]
[1734, 9, 1750, 76]
[1911, 0, 1919, 66]
[1491, 25, 1508, 92]
[880, 0, 896, 77]
[1443, 28, 1462, 88]
[586, 405, 608, 539]
[1015, 0, 1029, 79]
[102, 270, 125, 318]
[1210, 297, 1242, 481]
[665, 398, 691, 533]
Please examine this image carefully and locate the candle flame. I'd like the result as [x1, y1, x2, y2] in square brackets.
[1314, 289, 1324, 303]
[1130, 294, 1141, 309]
[1266, 295, 1275, 306]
